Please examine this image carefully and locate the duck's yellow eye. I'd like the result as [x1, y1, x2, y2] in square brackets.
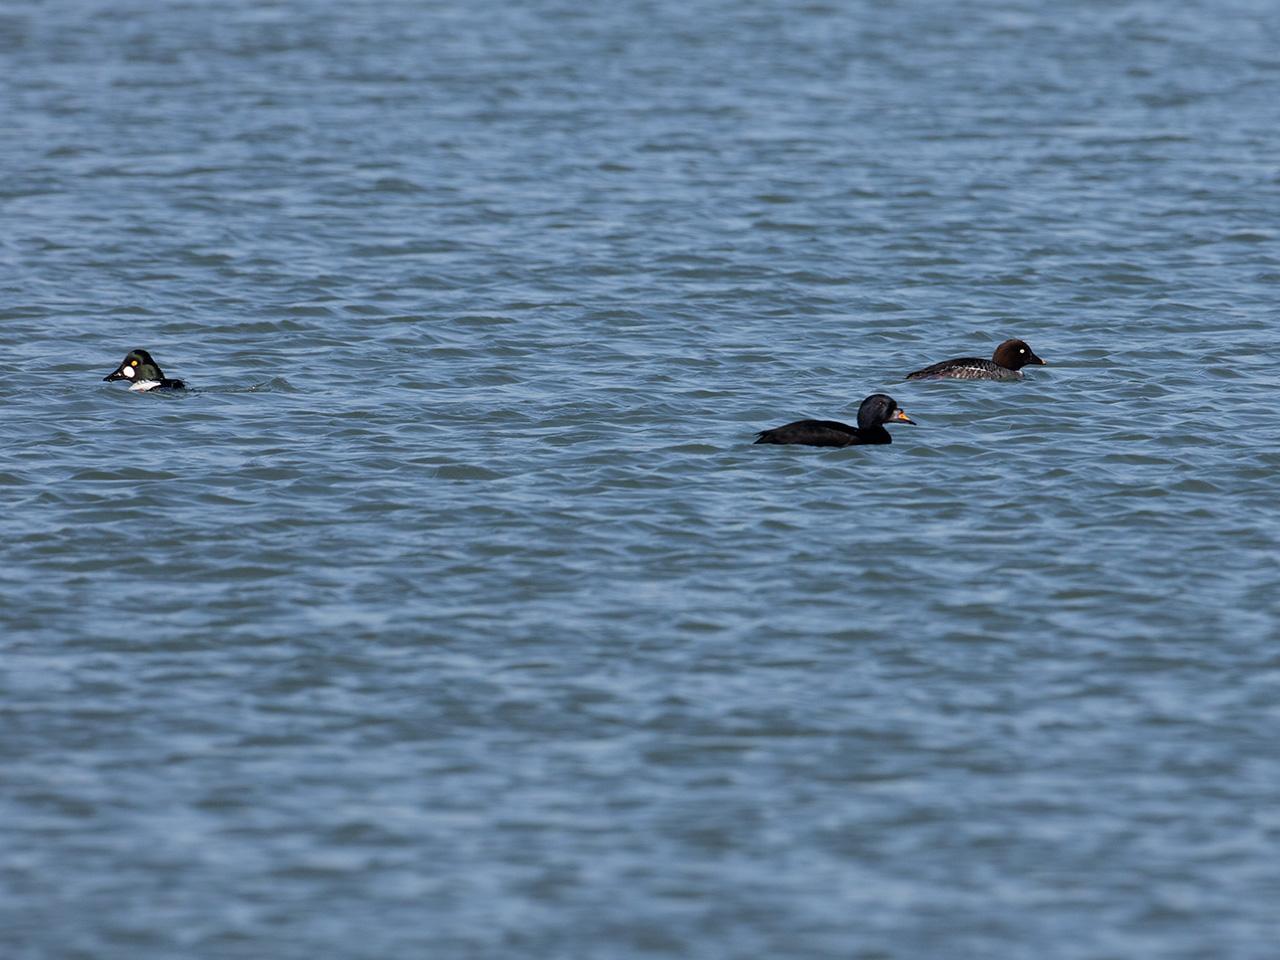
[131, 359, 138, 366]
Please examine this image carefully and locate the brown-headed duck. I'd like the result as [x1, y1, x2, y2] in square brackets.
[905, 338, 1045, 381]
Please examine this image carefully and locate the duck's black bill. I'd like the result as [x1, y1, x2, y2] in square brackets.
[104, 368, 126, 382]
[893, 410, 916, 425]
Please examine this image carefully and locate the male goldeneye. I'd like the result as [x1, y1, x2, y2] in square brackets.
[905, 338, 1045, 381]
[103, 349, 186, 391]
[754, 393, 915, 447]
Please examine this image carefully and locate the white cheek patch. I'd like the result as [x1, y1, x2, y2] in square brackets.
[130, 380, 161, 392]
[120, 366, 135, 378]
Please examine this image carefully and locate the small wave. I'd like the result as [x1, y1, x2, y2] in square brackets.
[192, 378, 299, 394]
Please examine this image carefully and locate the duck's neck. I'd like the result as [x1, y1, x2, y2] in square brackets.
[857, 425, 892, 444]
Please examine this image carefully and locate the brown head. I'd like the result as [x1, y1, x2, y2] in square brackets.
[991, 339, 1045, 371]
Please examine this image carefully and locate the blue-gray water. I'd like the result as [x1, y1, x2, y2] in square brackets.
[4, 1, 1279, 957]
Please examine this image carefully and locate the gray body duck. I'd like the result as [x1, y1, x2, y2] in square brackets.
[906, 338, 1045, 381]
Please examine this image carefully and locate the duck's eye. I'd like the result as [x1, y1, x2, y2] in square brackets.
[131, 359, 139, 366]
[1019, 348, 1025, 354]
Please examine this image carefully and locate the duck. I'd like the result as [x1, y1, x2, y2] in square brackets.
[905, 338, 1045, 381]
[754, 393, 915, 447]
[103, 349, 186, 391]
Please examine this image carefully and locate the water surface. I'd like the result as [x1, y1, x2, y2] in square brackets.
[3, 1, 1280, 957]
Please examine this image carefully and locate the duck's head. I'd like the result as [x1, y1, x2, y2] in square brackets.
[104, 349, 166, 384]
[992, 338, 1046, 370]
[858, 393, 915, 430]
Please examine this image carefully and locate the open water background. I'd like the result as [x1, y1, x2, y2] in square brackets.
[3, 1, 1280, 957]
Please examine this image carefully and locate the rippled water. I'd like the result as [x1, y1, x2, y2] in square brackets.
[4, 1, 1280, 957]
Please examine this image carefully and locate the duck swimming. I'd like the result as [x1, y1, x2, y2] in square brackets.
[905, 338, 1045, 381]
[754, 393, 915, 447]
[103, 349, 186, 391]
